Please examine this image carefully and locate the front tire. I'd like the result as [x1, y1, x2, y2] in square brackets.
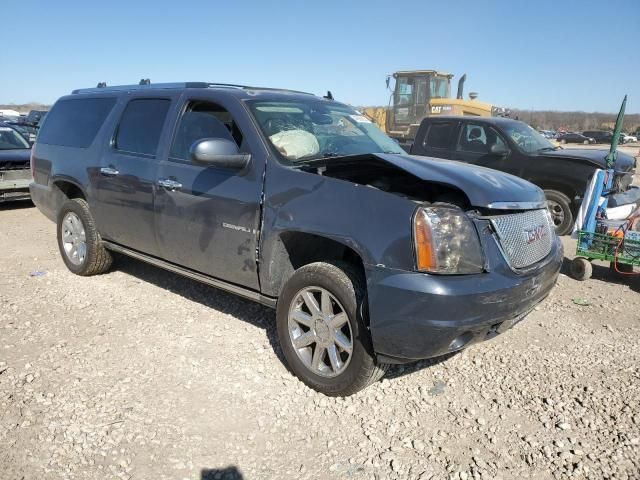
[57, 198, 112, 276]
[544, 189, 574, 236]
[276, 261, 387, 396]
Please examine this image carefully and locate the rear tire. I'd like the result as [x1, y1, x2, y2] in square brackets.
[570, 257, 592, 281]
[544, 190, 574, 236]
[57, 198, 112, 276]
[276, 261, 387, 396]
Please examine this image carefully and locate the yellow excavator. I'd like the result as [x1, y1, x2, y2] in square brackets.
[362, 70, 507, 145]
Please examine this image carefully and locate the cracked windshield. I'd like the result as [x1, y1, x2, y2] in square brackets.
[248, 100, 404, 161]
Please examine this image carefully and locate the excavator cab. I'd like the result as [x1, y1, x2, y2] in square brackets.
[388, 71, 453, 136]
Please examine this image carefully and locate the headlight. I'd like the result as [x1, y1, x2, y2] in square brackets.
[413, 206, 484, 274]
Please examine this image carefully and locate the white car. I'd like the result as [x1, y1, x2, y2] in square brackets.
[621, 133, 637, 143]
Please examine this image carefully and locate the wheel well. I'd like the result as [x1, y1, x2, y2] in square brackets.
[538, 184, 578, 205]
[54, 181, 86, 200]
[268, 232, 365, 297]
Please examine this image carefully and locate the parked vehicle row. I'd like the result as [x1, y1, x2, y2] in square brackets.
[29, 82, 563, 395]
[537, 129, 638, 145]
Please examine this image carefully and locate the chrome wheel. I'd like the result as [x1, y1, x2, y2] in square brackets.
[547, 200, 565, 227]
[61, 212, 87, 266]
[288, 287, 353, 378]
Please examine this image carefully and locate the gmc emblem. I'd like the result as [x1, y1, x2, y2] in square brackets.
[525, 225, 546, 244]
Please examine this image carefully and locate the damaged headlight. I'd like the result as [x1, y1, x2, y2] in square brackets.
[413, 206, 484, 274]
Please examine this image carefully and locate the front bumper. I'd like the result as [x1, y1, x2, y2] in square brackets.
[366, 235, 563, 363]
[0, 169, 31, 202]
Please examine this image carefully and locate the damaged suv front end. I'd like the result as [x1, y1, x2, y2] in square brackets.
[251, 95, 563, 367]
[368, 202, 562, 364]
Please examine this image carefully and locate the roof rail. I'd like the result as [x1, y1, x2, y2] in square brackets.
[71, 81, 315, 96]
[72, 82, 212, 94]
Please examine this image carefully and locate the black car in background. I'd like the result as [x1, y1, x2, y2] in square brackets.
[0, 123, 32, 202]
[583, 130, 613, 144]
[410, 116, 638, 235]
[557, 132, 596, 144]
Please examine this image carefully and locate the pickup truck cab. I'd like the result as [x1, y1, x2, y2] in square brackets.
[410, 116, 638, 235]
[30, 82, 562, 396]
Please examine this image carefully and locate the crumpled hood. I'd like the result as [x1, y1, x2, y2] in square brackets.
[542, 148, 636, 172]
[375, 153, 546, 209]
[0, 148, 31, 165]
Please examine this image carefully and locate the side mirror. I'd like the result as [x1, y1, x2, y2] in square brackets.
[190, 138, 251, 170]
[490, 143, 509, 156]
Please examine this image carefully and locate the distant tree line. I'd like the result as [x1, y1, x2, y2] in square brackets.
[0, 103, 50, 113]
[510, 109, 640, 134]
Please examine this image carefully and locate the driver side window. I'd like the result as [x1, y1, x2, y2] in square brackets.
[457, 123, 505, 154]
[169, 101, 243, 162]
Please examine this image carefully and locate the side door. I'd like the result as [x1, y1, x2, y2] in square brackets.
[411, 120, 457, 159]
[153, 94, 265, 290]
[451, 121, 514, 173]
[94, 94, 178, 256]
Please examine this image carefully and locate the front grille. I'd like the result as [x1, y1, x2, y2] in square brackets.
[490, 209, 553, 269]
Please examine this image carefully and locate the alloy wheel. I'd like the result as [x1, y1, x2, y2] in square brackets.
[287, 286, 353, 378]
[61, 212, 87, 265]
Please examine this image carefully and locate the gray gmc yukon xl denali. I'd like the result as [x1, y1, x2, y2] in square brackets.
[30, 82, 563, 396]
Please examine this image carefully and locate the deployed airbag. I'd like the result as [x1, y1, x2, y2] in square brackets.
[270, 129, 319, 160]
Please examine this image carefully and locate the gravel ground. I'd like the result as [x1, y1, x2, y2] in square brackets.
[1, 203, 639, 480]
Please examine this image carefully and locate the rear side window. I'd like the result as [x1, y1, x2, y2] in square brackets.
[424, 122, 453, 149]
[38, 98, 116, 148]
[115, 99, 171, 156]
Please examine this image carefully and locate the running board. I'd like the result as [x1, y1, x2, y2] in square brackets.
[102, 241, 277, 309]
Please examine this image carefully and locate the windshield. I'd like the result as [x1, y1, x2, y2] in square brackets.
[247, 99, 404, 163]
[0, 127, 30, 150]
[503, 122, 554, 153]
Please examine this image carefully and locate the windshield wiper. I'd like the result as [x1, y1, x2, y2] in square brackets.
[537, 146, 558, 152]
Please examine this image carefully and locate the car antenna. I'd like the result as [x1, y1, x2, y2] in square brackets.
[96, 82, 107, 88]
[324, 90, 334, 100]
[139, 78, 151, 85]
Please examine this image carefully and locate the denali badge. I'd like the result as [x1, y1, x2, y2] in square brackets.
[524, 225, 546, 244]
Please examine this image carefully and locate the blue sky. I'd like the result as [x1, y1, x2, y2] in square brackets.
[2, 0, 639, 113]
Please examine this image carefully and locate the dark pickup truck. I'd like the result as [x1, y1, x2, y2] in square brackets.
[410, 116, 639, 235]
[30, 82, 562, 396]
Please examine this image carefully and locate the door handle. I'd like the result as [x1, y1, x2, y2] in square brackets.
[157, 178, 183, 191]
[100, 167, 119, 176]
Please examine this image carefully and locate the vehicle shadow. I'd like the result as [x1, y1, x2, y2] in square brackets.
[562, 256, 640, 293]
[111, 253, 286, 363]
[201, 466, 243, 480]
[385, 351, 460, 380]
[0, 200, 34, 211]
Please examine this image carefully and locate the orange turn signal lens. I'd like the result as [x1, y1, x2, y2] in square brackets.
[414, 209, 436, 271]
